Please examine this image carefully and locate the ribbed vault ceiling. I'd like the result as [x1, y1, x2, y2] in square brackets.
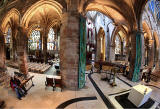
[81, 0, 148, 30]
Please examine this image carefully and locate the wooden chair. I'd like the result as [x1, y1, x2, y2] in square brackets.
[45, 77, 55, 91]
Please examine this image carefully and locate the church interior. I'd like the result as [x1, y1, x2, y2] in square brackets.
[0, 0, 160, 109]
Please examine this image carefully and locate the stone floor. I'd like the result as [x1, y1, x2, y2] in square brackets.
[1, 67, 160, 109]
[44, 63, 59, 75]
[91, 73, 160, 109]
[0, 67, 105, 109]
[117, 74, 160, 103]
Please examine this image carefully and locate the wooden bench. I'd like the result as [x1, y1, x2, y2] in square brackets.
[20, 76, 34, 91]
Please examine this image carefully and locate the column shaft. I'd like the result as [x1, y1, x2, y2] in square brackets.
[0, 31, 6, 71]
[60, 12, 79, 89]
[17, 27, 28, 76]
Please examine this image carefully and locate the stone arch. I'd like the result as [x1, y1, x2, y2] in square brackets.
[1, 8, 20, 34]
[111, 25, 128, 47]
[1, 8, 20, 61]
[142, 21, 152, 40]
[21, 0, 63, 28]
[96, 27, 105, 61]
[142, 21, 153, 66]
[82, 0, 136, 29]
[109, 25, 128, 62]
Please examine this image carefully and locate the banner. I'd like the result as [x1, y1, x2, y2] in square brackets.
[78, 15, 86, 88]
[132, 32, 142, 82]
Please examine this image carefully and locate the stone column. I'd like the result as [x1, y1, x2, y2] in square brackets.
[128, 31, 143, 80]
[41, 31, 47, 63]
[141, 34, 145, 68]
[148, 39, 154, 68]
[128, 31, 137, 80]
[42, 31, 48, 63]
[12, 30, 17, 62]
[155, 46, 159, 69]
[106, 29, 110, 61]
[121, 41, 123, 56]
[60, 11, 79, 89]
[26, 36, 29, 55]
[125, 45, 129, 62]
[17, 27, 28, 76]
[0, 31, 6, 71]
[109, 45, 115, 62]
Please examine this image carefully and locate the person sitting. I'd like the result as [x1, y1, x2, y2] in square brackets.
[10, 77, 15, 91]
[14, 76, 27, 94]
[10, 77, 25, 100]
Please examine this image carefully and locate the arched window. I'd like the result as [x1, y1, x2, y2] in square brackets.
[5, 28, 11, 44]
[47, 28, 55, 50]
[115, 36, 121, 54]
[28, 30, 40, 50]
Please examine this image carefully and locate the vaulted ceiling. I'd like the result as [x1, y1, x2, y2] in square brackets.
[80, 0, 148, 31]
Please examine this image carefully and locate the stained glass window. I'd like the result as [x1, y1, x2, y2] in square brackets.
[47, 28, 55, 50]
[115, 36, 121, 54]
[148, 0, 160, 21]
[28, 30, 41, 50]
[149, 0, 155, 13]
[5, 28, 11, 44]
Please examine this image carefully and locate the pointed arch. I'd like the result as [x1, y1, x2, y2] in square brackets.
[111, 25, 128, 47]
[142, 21, 152, 40]
[1, 8, 20, 33]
